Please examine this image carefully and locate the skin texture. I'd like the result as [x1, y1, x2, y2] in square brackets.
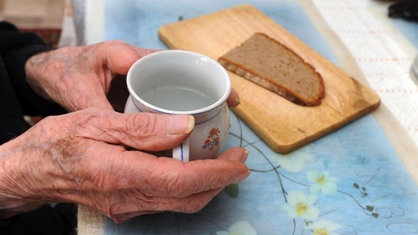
[0, 40, 248, 223]
[25, 41, 241, 111]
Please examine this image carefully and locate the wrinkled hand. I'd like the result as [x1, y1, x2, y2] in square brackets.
[0, 109, 249, 222]
[25, 41, 241, 112]
[25, 40, 157, 112]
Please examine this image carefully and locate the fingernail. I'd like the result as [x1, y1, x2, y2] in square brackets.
[242, 149, 249, 162]
[235, 167, 251, 183]
[233, 89, 241, 105]
[167, 115, 194, 134]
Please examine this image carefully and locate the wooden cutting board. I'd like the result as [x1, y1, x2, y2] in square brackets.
[158, 4, 380, 153]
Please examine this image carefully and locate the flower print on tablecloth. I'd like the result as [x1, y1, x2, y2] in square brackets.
[226, 117, 418, 235]
[269, 150, 343, 234]
[307, 171, 338, 195]
[269, 148, 386, 234]
[216, 221, 257, 235]
[281, 190, 319, 220]
[306, 220, 341, 235]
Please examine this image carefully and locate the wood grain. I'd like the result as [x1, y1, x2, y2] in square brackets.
[158, 4, 380, 153]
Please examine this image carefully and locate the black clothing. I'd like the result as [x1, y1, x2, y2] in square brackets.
[0, 21, 65, 143]
[0, 21, 75, 235]
[0, 204, 77, 235]
[389, 0, 418, 22]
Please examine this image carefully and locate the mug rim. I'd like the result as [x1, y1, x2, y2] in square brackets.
[126, 49, 232, 115]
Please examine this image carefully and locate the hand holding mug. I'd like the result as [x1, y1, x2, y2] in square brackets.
[25, 40, 240, 113]
[125, 50, 233, 161]
[0, 109, 249, 222]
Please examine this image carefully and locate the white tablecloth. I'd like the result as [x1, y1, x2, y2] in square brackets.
[312, 0, 418, 147]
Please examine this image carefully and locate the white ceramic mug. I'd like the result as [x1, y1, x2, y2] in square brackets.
[125, 50, 231, 162]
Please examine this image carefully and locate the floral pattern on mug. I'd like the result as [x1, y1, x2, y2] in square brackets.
[202, 128, 221, 151]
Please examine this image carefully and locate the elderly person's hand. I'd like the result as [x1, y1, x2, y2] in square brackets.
[0, 109, 249, 223]
[25, 41, 241, 112]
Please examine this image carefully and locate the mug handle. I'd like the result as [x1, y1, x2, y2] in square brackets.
[172, 139, 190, 162]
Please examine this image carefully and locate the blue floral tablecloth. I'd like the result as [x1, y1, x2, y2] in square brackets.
[103, 1, 418, 234]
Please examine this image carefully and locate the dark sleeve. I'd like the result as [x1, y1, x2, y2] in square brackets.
[0, 21, 65, 117]
[0, 204, 77, 235]
[0, 22, 74, 234]
[388, 0, 418, 21]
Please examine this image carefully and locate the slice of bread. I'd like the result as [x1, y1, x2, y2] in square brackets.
[218, 33, 325, 106]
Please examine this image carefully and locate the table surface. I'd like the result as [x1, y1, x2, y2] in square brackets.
[74, 0, 418, 234]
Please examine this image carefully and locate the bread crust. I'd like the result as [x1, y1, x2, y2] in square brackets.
[218, 32, 325, 106]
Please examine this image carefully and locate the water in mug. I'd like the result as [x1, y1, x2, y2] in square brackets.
[140, 85, 216, 111]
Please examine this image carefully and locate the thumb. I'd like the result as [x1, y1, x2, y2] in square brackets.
[100, 41, 158, 75]
[73, 109, 195, 151]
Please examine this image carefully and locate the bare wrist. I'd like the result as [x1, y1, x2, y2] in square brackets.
[0, 140, 44, 218]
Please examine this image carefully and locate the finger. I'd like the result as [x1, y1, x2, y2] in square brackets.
[216, 146, 248, 163]
[71, 109, 194, 151]
[226, 88, 241, 107]
[109, 187, 223, 223]
[114, 147, 249, 197]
